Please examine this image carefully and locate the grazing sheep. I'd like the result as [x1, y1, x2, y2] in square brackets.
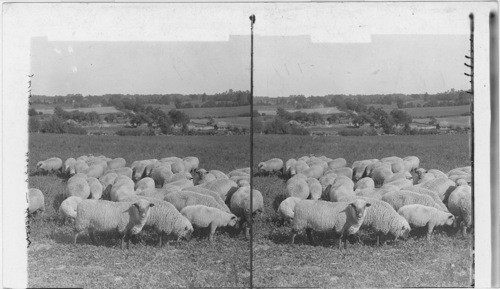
[447, 183, 472, 236]
[135, 177, 156, 195]
[87, 177, 103, 200]
[306, 158, 328, 170]
[182, 156, 200, 173]
[209, 170, 229, 180]
[418, 178, 456, 202]
[405, 186, 448, 212]
[99, 173, 118, 198]
[198, 179, 238, 201]
[290, 199, 371, 249]
[354, 177, 375, 191]
[36, 157, 63, 174]
[382, 190, 446, 212]
[277, 197, 302, 224]
[164, 190, 228, 212]
[328, 176, 355, 202]
[327, 158, 347, 169]
[110, 176, 135, 202]
[160, 156, 183, 163]
[180, 205, 238, 241]
[67, 175, 91, 199]
[227, 167, 251, 177]
[352, 159, 376, 181]
[285, 159, 297, 176]
[141, 199, 193, 246]
[383, 178, 413, 190]
[194, 169, 217, 185]
[83, 164, 105, 179]
[286, 175, 310, 199]
[290, 160, 309, 176]
[403, 156, 420, 172]
[229, 187, 264, 238]
[306, 178, 322, 200]
[131, 160, 152, 181]
[329, 167, 353, 179]
[106, 167, 133, 179]
[71, 160, 89, 176]
[168, 161, 185, 174]
[76, 155, 90, 162]
[166, 179, 194, 190]
[150, 164, 174, 187]
[447, 166, 471, 177]
[257, 158, 284, 175]
[448, 174, 471, 184]
[64, 158, 77, 175]
[338, 194, 411, 245]
[28, 188, 45, 215]
[58, 196, 83, 222]
[370, 165, 394, 187]
[302, 165, 324, 179]
[107, 157, 126, 170]
[398, 204, 455, 239]
[319, 174, 337, 195]
[73, 199, 154, 249]
[182, 186, 230, 212]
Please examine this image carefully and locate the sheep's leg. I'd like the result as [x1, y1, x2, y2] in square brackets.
[461, 223, 467, 236]
[89, 229, 98, 245]
[338, 233, 344, 250]
[209, 223, 217, 242]
[306, 229, 315, 246]
[342, 234, 348, 250]
[376, 234, 380, 246]
[426, 223, 435, 240]
[290, 230, 297, 244]
[73, 231, 82, 245]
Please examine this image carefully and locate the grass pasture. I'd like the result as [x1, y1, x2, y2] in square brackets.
[252, 134, 473, 288]
[171, 105, 251, 119]
[27, 133, 250, 288]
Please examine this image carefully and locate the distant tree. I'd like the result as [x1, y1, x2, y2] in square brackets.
[29, 117, 41, 132]
[28, 108, 38, 116]
[390, 109, 412, 126]
[168, 109, 190, 126]
[396, 98, 404, 109]
[174, 98, 182, 109]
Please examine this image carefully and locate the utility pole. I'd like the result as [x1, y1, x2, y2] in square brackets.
[249, 14, 255, 289]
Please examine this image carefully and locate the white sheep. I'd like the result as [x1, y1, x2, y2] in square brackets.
[257, 158, 284, 175]
[198, 179, 238, 201]
[277, 197, 302, 224]
[319, 174, 337, 195]
[403, 156, 420, 172]
[164, 190, 228, 212]
[290, 199, 371, 249]
[150, 164, 174, 187]
[135, 177, 156, 195]
[337, 194, 411, 245]
[182, 186, 230, 213]
[370, 164, 394, 187]
[227, 167, 251, 177]
[447, 183, 472, 236]
[302, 165, 324, 179]
[229, 187, 264, 238]
[286, 174, 310, 199]
[398, 204, 455, 239]
[165, 178, 194, 190]
[405, 186, 448, 212]
[285, 158, 297, 176]
[182, 156, 200, 173]
[110, 176, 136, 202]
[327, 158, 347, 169]
[306, 177, 322, 200]
[160, 156, 183, 163]
[87, 177, 103, 200]
[418, 178, 456, 202]
[290, 160, 309, 176]
[58, 196, 83, 222]
[180, 205, 238, 241]
[328, 176, 355, 202]
[106, 167, 133, 179]
[354, 177, 375, 191]
[131, 160, 152, 181]
[72, 160, 90, 175]
[328, 167, 353, 179]
[209, 170, 229, 180]
[73, 199, 154, 249]
[194, 169, 217, 185]
[28, 188, 45, 215]
[63, 158, 77, 175]
[107, 157, 126, 170]
[67, 174, 90, 199]
[351, 159, 377, 181]
[36, 157, 63, 174]
[382, 190, 446, 212]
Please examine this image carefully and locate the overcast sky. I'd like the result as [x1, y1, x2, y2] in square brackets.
[28, 3, 472, 97]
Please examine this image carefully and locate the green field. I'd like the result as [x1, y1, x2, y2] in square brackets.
[27, 133, 250, 288]
[33, 106, 121, 115]
[390, 105, 471, 118]
[252, 134, 472, 287]
[161, 105, 251, 119]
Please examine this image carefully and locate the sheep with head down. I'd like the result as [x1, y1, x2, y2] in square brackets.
[290, 199, 371, 249]
[277, 197, 302, 225]
[180, 205, 238, 242]
[446, 182, 472, 236]
[286, 174, 310, 199]
[398, 204, 455, 240]
[36, 157, 63, 174]
[28, 188, 45, 216]
[229, 186, 264, 238]
[257, 158, 284, 175]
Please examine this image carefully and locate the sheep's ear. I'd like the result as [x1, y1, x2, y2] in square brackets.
[448, 215, 453, 219]
[349, 203, 356, 209]
[230, 215, 237, 220]
[133, 203, 139, 210]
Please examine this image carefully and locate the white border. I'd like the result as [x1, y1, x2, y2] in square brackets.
[1, 2, 496, 288]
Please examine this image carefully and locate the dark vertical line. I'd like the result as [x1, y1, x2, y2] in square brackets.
[490, 10, 499, 288]
[468, 12, 475, 287]
[249, 14, 255, 289]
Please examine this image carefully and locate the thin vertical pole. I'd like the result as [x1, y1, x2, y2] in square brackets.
[464, 12, 474, 287]
[249, 14, 255, 289]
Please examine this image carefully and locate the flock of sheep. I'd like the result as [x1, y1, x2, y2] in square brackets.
[29, 155, 261, 249]
[257, 155, 472, 248]
[28, 153, 471, 250]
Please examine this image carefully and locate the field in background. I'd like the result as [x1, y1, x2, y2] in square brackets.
[252, 134, 472, 287]
[27, 133, 250, 288]
[257, 107, 341, 116]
